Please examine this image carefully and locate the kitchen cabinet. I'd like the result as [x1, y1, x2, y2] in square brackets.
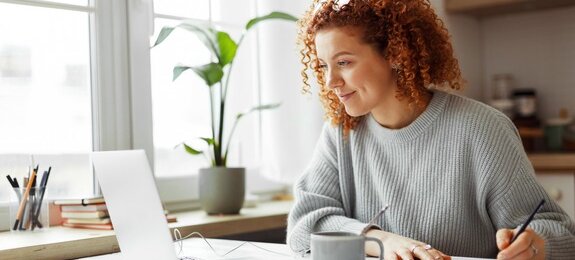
[535, 172, 575, 221]
[529, 153, 575, 221]
[445, 0, 575, 16]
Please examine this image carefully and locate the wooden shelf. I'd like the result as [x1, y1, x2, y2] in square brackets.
[0, 200, 292, 260]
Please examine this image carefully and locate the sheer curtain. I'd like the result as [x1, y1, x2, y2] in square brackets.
[256, 0, 324, 185]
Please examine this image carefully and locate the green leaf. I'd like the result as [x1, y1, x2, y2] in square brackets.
[236, 103, 281, 119]
[165, 23, 220, 61]
[191, 63, 224, 86]
[216, 31, 237, 66]
[255, 103, 282, 110]
[178, 23, 219, 56]
[245, 11, 298, 31]
[199, 137, 214, 146]
[173, 63, 223, 86]
[183, 143, 203, 155]
[153, 26, 176, 47]
[173, 66, 191, 81]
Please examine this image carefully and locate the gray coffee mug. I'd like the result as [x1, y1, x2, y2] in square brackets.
[311, 231, 384, 260]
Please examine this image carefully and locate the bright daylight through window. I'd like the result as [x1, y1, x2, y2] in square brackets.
[0, 1, 94, 203]
[150, 0, 260, 177]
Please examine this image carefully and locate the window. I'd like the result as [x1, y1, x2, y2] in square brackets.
[0, 2, 93, 154]
[0, 0, 128, 230]
[0, 0, 291, 217]
[0, 0, 135, 215]
[149, 0, 261, 177]
[0, 1, 97, 206]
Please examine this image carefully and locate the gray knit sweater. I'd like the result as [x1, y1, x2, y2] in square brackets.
[287, 91, 575, 259]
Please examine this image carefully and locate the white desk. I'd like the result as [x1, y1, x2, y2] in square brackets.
[80, 238, 375, 259]
[81, 238, 493, 260]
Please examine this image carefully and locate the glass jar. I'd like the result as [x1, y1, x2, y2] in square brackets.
[513, 89, 537, 118]
[492, 74, 513, 100]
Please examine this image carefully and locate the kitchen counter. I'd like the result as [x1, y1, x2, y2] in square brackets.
[528, 153, 575, 172]
[528, 153, 575, 220]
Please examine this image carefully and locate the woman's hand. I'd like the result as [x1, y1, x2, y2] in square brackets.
[496, 227, 545, 260]
[365, 229, 451, 260]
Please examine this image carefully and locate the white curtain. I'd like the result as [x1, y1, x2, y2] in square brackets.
[256, 0, 324, 184]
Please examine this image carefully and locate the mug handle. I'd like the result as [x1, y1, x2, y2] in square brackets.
[364, 237, 384, 260]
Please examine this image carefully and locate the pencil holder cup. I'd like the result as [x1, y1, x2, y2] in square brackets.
[9, 186, 49, 231]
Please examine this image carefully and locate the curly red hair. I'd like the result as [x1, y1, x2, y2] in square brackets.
[298, 0, 463, 134]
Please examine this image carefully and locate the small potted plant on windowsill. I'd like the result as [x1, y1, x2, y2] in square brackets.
[153, 12, 297, 215]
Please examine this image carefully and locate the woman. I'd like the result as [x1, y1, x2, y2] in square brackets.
[287, 0, 575, 259]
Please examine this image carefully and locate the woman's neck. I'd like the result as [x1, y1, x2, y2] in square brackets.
[371, 92, 432, 129]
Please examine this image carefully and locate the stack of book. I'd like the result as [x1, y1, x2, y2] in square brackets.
[54, 197, 113, 230]
[54, 196, 178, 230]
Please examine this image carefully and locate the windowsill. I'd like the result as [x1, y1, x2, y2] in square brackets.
[0, 200, 293, 259]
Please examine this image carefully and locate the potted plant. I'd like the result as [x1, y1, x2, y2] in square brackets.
[153, 12, 297, 214]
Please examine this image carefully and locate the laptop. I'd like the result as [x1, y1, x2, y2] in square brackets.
[92, 150, 181, 260]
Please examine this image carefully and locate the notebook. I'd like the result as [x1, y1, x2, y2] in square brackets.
[92, 150, 180, 260]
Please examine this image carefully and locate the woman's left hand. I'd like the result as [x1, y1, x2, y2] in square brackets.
[496, 227, 545, 260]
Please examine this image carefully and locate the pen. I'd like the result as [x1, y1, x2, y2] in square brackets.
[6, 175, 16, 186]
[510, 199, 545, 243]
[31, 167, 51, 230]
[6, 175, 22, 201]
[18, 177, 29, 230]
[361, 204, 389, 235]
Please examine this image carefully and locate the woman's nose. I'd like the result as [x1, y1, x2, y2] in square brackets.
[326, 70, 343, 89]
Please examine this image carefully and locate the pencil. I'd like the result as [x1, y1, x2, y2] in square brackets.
[13, 168, 37, 231]
[24, 175, 39, 230]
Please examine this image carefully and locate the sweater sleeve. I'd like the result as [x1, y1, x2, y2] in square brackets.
[286, 123, 374, 254]
[484, 115, 575, 259]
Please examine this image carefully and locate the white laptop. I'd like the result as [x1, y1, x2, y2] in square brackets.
[92, 150, 181, 260]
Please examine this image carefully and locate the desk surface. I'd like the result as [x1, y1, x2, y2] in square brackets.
[0, 201, 292, 260]
[80, 238, 493, 260]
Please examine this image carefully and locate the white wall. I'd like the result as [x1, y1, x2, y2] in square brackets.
[253, 0, 484, 184]
[481, 6, 575, 120]
[432, 0, 483, 100]
[256, 1, 575, 183]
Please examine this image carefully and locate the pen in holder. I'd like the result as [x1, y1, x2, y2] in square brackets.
[7, 167, 51, 232]
[9, 186, 50, 231]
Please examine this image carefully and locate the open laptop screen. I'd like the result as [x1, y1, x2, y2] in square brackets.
[92, 150, 178, 260]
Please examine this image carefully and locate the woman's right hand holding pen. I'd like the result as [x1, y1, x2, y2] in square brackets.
[497, 199, 546, 260]
[496, 227, 545, 260]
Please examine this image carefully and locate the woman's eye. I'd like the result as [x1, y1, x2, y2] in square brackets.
[337, 60, 350, 67]
[318, 64, 328, 70]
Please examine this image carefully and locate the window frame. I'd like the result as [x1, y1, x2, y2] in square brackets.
[0, 0, 270, 216]
[126, 0, 201, 208]
[130, 0, 268, 209]
[0, 0, 130, 229]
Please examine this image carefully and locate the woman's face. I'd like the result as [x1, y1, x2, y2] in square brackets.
[315, 26, 397, 117]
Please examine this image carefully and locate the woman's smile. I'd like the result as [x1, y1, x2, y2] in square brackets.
[338, 91, 356, 102]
